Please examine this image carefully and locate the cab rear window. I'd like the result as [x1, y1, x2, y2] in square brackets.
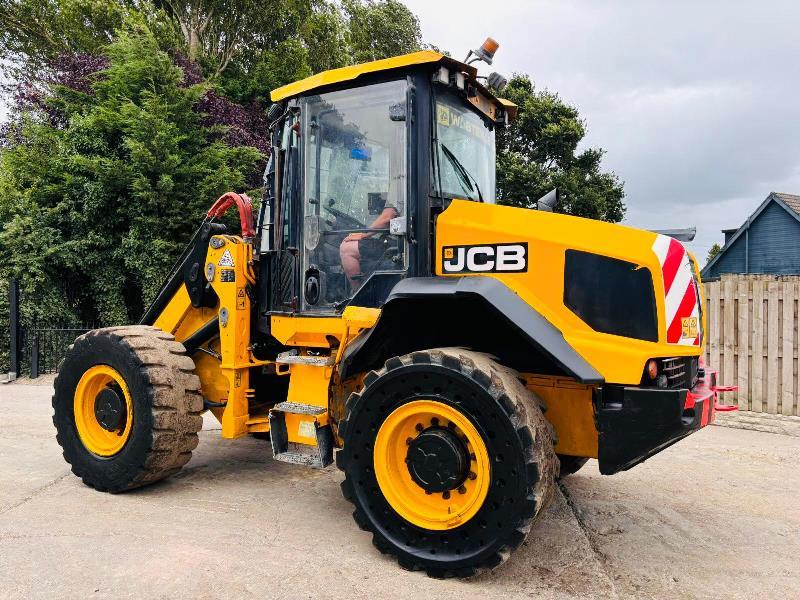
[564, 250, 658, 342]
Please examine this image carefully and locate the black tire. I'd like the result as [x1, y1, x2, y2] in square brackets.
[337, 347, 558, 578]
[557, 455, 589, 478]
[52, 326, 203, 493]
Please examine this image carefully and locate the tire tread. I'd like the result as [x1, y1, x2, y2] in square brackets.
[52, 325, 202, 492]
[337, 347, 559, 578]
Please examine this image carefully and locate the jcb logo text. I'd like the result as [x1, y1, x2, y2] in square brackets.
[442, 243, 528, 274]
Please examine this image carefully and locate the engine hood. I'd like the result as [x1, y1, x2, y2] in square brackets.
[434, 200, 703, 385]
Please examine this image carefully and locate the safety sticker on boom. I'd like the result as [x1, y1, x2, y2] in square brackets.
[218, 249, 235, 267]
[442, 243, 528, 274]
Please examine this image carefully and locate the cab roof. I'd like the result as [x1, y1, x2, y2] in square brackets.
[271, 50, 477, 102]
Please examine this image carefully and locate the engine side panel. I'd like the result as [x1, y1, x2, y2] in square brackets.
[434, 200, 702, 385]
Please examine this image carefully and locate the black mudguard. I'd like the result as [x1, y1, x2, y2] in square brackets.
[340, 276, 603, 384]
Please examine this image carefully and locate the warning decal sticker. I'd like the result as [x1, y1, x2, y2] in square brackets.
[218, 249, 235, 267]
[652, 234, 700, 346]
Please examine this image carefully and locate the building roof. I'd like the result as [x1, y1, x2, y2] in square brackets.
[702, 191, 800, 278]
[775, 192, 800, 216]
[271, 50, 475, 102]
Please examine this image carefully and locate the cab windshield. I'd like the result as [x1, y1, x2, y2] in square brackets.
[433, 89, 496, 203]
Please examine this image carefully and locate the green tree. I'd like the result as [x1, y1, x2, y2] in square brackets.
[343, 0, 422, 64]
[496, 75, 625, 222]
[0, 0, 125, 67]
[156, 0, 311, 75]
[218, 0, 424, 104]
[300, 1, 351, 73]
[706, 242, 722, 265]
[0, 0, 178, 76]
[0, 27, 261, 326]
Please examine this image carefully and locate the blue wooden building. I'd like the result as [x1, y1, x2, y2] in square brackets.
[702, 192, 800, 280]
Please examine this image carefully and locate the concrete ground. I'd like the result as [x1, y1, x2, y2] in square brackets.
[1, 380, 798, 600]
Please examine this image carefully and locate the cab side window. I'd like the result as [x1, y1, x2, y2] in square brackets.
[301, 80, 407, 310]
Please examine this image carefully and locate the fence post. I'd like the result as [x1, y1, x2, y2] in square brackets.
[8, 279, 20, 381]
[30, 333, 39, 379]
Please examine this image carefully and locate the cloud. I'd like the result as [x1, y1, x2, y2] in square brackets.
[403, 0, 800, 257]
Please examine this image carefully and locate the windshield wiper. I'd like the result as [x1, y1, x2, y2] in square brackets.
[441, 144, 483, 202]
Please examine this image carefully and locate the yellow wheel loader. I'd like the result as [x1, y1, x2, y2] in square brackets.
[52, 40, 726, 577]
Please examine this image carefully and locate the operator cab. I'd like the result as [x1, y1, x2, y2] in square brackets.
[259, 45, 515, 321]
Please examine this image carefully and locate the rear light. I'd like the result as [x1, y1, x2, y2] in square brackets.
[646, 359, 659, 380]
[643, 357, 698, 389]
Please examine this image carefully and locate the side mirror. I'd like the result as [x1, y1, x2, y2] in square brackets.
[267, 102, 284, 121]
[536, 188, 559, 212]
[487, 72, 508, 92]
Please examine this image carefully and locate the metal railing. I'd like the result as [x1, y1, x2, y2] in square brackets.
[4, 279, 95, 379]
[25, 327, 92, 378]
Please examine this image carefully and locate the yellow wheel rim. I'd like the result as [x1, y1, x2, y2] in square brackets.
[374, 400, 491, 531]
[73, 365, 133, 457]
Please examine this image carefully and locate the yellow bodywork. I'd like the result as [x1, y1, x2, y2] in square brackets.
[151, 201, 702, 461]
[270, 50, 515, 125]
[432, 200, 705, 458]
[524, 375, 598, 458]
[152, 55, 703, 464]
[435, 200, 700, 384]
[271, 50, 461, 101]
[154, 234, 379, 442]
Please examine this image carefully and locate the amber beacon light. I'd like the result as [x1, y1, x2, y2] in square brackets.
[465, 37, 500, 65]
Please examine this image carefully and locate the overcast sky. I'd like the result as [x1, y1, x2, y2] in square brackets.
[404, 0, 800, 258]
[2, 2, 797, 258]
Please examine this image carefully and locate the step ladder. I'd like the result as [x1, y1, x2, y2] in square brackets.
[269, 401, 333, 468]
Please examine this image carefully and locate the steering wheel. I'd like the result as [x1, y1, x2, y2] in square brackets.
[323, 202, 366, 230]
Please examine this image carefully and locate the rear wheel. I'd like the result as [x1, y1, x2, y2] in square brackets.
[53, 326, 203, 492]
[337, 348, 558, 578]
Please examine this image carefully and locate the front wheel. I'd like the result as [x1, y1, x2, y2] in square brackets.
[52, 326, 203, 493]
[337, 348, 558, 578]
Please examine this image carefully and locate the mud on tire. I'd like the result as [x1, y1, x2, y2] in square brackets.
[52, 326, 203, 493]
[336, 347, 559, 578]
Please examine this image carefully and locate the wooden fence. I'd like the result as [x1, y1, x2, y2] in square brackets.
[704, 274, 799, 416]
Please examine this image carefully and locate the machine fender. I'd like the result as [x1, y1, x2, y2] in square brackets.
[340, 276, 604, 384]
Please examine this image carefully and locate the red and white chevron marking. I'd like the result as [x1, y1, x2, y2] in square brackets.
[652, 235, 700, 346]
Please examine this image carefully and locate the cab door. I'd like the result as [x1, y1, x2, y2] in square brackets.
[299, 80, 409, 312]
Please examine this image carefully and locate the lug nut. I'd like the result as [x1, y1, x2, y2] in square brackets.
[442, 491, 450, 500]
[431, 417, 439, 426]
[470, 453, 476, 461]
[406, 437, 413, 445]
[457, 485, 467, 494]
[415, 423, 424, 432]
[468, 471, 477, 480]
[447, 421, 456, 429]
[425, 490, 432, 495]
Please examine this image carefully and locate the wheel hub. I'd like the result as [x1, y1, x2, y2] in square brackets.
[406, 427, 469, 493]
[74, 365, 134, 457]
[94, 387, 125, 431]
[373, 400, 490, 530]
